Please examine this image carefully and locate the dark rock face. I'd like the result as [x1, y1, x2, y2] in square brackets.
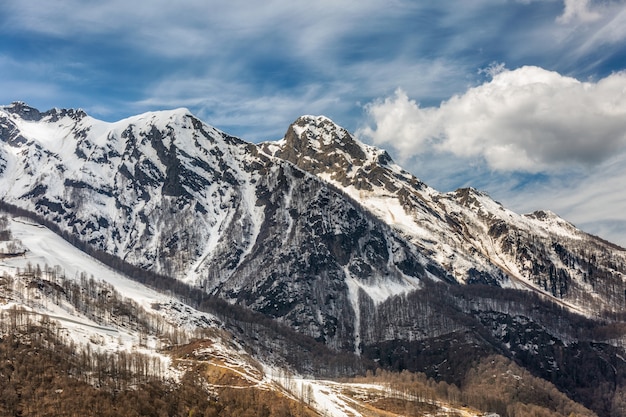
[265, 117, 626, 318]
[0, 113, 29, 148]
[260, 115, 626, 416]
[4, 102, 44, 121]
[261, 116, 424, 194]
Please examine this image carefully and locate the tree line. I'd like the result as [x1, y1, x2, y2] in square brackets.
[0, 307, 317, 417]
[0, 203, 366, 378]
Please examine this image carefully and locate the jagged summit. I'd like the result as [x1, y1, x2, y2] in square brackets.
[112, 107, 197, 126]
[2, 101, 88, 122]
[262, 115, 369, 168]
[2, 101, 45, 120]
[261, 115, 420, 194]
[1, 102, 199, 127]
[289, 115, 362, 153]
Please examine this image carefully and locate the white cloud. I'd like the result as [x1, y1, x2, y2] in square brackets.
[552, 1, 626, 61]
[578, 5, 626, 49]
[361, 63, 626, 248]
[358, 66, 626, 172]
[557, 0, 601, 23]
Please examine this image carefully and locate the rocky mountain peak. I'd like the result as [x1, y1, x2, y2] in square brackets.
[2, 102, 89, 123]
[3, 101, 44, 121]
[264, 115, 368, 170]
[261, 115, 419, 194]
[523, 209, 583, 237]
[291, 115, 365, 156]
[44, 107, 88, 123]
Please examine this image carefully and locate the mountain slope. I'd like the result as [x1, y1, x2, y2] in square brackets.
[0, 102, 445, 351]
[0, 213, 599, 417]
[262, 115, 626, 317]
[261, 116, 626, 416]
[0, 213, 347, 416]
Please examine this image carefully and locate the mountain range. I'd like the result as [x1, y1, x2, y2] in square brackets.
[1, 101, 626, 416]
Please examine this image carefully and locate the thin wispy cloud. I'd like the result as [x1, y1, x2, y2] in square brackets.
[557, 0, 601, 23]
[134, 75, 345, 140]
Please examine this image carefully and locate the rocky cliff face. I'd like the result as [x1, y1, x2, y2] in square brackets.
[263, 115, 626, 317]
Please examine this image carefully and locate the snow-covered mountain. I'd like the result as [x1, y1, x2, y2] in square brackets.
[2, 102, 626, 416]
[0, 192, 595, 417]
[0, 102, 446, 352]
[262, 115, 626, 316]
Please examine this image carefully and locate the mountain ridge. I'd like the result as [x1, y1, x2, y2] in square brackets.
[263, 114, 626, 316]
[0, 102, 444, 351]
[3, 102, 626, 416]
[4, 102, 625, 320]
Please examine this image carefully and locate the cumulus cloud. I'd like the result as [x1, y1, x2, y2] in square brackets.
[358, 66, 626, 172]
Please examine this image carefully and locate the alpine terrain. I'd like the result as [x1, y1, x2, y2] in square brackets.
[1, 101, 625, 416]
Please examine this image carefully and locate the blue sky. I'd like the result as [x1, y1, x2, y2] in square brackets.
[2, 0, 626, 246]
